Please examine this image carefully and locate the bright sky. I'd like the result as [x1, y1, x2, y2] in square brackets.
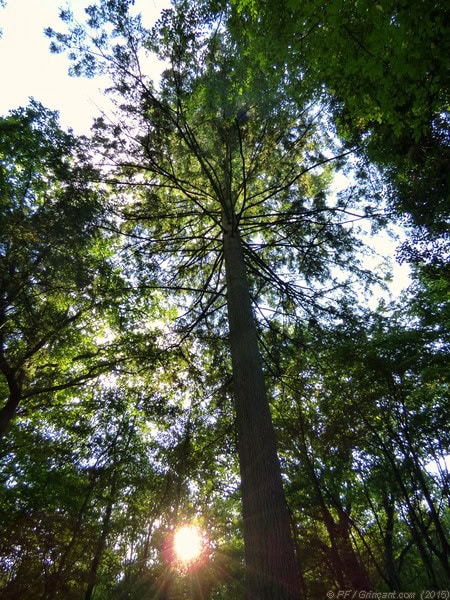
[0, 0, 170, 134]
[0, 0, 410, 296]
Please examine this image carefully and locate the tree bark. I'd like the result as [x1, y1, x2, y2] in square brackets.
[336, 509, 371, 589]
[0, 367, 22, 440]
[85, 475, 117, 600]
[222, 221, 302, 599]
[382, 492, 401, 590]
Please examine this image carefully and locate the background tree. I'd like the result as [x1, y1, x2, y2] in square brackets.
[45, 0, 380, 596]
[224, 0, 450, 269]
[0, 0, 446, 598]
[0, 100, 124, 439]
[269, 302, 449, 591]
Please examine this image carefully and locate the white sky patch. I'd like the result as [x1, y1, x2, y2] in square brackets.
[330, 168, 412, 304]
[366, 229, 412, 299]
[426, 454, 450, 477]
[353, 210, 412, 304]
[0, 0, 411, 306]
[0, 0, 104, 133]
[0, 0, 170, 134]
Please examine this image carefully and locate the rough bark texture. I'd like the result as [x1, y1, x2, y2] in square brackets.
[222, 222, 301, 599]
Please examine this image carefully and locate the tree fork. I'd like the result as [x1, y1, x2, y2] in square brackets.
[222, 216, 302, 599]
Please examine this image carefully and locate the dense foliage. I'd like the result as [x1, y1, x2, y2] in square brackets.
[0, 0, 448, 598]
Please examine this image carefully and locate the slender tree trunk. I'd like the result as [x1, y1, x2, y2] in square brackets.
[57, 474, 98, 575]
[85, 476, 117, 600]
[395, 395, 450, 578]
[291, 396, 350, 588]
[390, 463, 439, 584]
[222, 220, 301, 599]
[407, 451, 450, 577]
[382, 493, 401, 590]
[0, 368, 22, 440]
[336, 510, 371, 589]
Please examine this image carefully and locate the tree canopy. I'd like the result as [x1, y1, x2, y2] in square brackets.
[0, 0, 448, 597]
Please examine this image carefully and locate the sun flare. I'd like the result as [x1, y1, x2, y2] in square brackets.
[173, 525, 203, 563]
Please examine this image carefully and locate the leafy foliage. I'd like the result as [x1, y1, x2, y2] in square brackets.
[226, 0, 450, 264]
[0, 100, 127, 438]
[0, 0, 448, 597]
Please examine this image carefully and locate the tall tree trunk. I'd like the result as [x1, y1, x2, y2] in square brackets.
[0, 367, 22, 440]
[222, 221, 301, 599]
[295, 411, 347, 588]
[41, 474, 98, 599]
[335, 509, 371, 589]
[407, 451, 450, 577]
[382, 492, 401, 590]
[85, 476, 117, 600]
[57, 473, 98, 575]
